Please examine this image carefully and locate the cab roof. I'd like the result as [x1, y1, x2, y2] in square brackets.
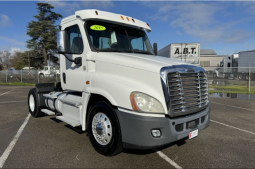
[61, 9, 151, 32]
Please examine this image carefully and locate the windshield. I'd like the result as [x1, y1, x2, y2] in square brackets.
[85, 20, 154, 55]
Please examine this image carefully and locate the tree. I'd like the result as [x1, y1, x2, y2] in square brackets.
[14, 51, 44, 70]
[10, 51, 22, 68]
[26, 3, 62, 66]
[0, 50, 12, 69]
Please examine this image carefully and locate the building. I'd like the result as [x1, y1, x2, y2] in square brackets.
[200, 49, 223, 72]
[157, 43, 200, 65]
[157, 44, 224, 72]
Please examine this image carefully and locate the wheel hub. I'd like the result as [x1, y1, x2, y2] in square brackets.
[96, 123, 103, 135]
[29, 94, 35, 112]
[92, 112, 112, 145]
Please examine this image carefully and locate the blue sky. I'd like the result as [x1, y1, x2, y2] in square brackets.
[0, 1, 254, 55]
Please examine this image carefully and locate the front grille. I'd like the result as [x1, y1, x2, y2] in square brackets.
[167, 71, 209, 116]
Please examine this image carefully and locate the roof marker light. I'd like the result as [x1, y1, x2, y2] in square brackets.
[147, 23, 150, 27]
[132, 18, 135, 23]
[126, 17, 130, 21]
[95, 11, 98, 15]
[120, 16, 124, 20]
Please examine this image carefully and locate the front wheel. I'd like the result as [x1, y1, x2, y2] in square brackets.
[87, 101, 123, 156]
[238, 74, 243, 80]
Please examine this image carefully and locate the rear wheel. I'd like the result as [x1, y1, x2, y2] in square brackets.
[245, 74, 249, 81]
[28, 88, 44, 117]
[213, 73, 217, 78]
[88, 101, 123, 156]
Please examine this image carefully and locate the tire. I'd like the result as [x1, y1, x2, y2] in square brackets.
[238, 74, 243, 80]
[213, 73, 217, 78]
[87, 101, 123, 156]
[245, 74, 249, 81]
[39, 73, 44, 78]
[28, 88, 44, 117]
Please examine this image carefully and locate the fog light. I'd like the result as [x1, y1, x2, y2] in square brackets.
[151, 129, 161, 137]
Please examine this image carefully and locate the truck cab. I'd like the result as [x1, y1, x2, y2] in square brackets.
[213, 54, 238, 79]
[28, 9, 210, 156]
[38, 66, 57, 77]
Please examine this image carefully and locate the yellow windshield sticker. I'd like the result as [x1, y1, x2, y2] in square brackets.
[90, 25, 106, 31]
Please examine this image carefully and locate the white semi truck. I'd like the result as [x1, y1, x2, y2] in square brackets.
[213, 54, 238, 79]
[38, 66, 60, 77]
[213, 50, 255, 80]
[158, 43, 200, 65]
[27, 10, 210, 156]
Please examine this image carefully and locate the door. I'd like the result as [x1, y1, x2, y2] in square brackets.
[61, 23, 87, 91]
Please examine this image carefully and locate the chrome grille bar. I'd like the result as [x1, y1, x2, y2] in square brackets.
[167, 70, 209, 116]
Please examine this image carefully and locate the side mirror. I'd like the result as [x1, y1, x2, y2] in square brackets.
[57, 31, 67, 54]
[57, 30, 82, 67]
[153, 43, 157, 56]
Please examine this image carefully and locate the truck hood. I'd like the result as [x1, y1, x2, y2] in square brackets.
[96, 52, 189, 73]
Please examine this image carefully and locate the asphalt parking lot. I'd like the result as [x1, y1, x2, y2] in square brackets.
[0, 86, 255, 168]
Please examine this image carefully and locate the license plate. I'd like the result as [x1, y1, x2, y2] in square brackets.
[189, 129, 198, 139]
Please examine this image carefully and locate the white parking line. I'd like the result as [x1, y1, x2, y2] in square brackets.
[0, 90, 13, 96]
[0, 88, 30, 90]
[211, 120, 255, 136]
[0, 101, 26, 104]
[211, 102, 254, 112]
[155, 150, 182, 169]
[0, 113, 31, 168]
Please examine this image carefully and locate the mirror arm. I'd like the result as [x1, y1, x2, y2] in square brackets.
[63, 53, 74, 62]
[62, 54, 82, 66]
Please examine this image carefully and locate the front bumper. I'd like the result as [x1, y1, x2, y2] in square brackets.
[116, 104, 210, 149]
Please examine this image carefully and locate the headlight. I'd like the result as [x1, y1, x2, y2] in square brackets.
[130, 92, 164, 114]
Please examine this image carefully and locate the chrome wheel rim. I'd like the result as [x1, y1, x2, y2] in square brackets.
[29, 94, 35, 112]
[92, 112, 112, 145]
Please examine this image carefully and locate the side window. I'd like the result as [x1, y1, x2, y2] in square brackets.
[45, 67, 48, 70]
[66, 25, 84, 54]
[90, 35, 93, 44]
[131, 37, 147, 51]
[99, 37, 111, 49]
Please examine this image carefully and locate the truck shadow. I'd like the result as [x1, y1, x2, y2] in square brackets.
[50, 116, 188, 154]
[64, 125, 86, 134]
[123, 138, 187, 155]
[50, 117, 62, 123]
[50, 117, 86, 134]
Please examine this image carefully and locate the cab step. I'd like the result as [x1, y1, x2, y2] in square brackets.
[58, 98, 82, 107]
[41, 109, 55, 116]
[56, 116, 81, 127]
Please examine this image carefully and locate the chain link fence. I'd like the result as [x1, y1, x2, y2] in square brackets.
[1, 67, 255, 99]
[205, 67, 255, 85]
[204, 66, 255, 99]
[0, 70, 61, 84]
